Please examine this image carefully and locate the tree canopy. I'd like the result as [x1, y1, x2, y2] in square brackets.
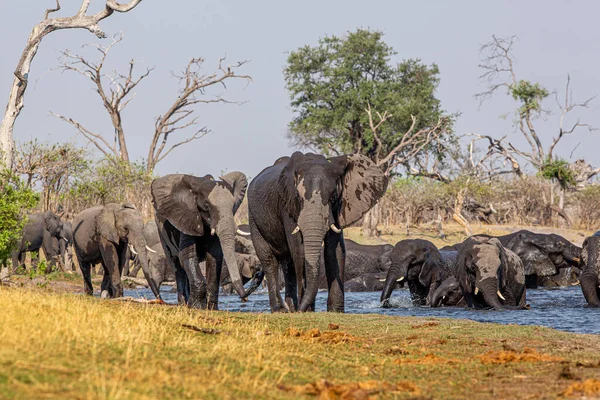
[284, 28, 452, 173]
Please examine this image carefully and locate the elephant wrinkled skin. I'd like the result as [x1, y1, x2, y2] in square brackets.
[248, 152, 387, 313]
[580, 232, 600, 307]
[12, 211, 65, 273]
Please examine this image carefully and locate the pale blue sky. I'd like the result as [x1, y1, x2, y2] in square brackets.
[1, 1, 599, 178]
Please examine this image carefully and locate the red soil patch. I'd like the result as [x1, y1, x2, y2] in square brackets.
[561, 379, 600, 397]
[411, 321, 440, 329]
[278, 379, 420, 399]
[284, 327, 361, 344]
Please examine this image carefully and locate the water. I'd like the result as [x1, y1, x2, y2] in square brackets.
[125, 285, 600, 335]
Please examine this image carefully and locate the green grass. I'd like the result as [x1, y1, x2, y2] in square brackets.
[0, 287, 599, 399]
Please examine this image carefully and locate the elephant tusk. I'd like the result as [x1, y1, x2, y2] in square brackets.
[211, 228, 216, 236]
[236, 229, 251, 236]
[129, 244, 138, 256]
[474, 287, 479, 295]
[330, 224, 342, 233]
[497, 291, 506, 301]
[573, 257, 581, 263]
[291, 226, 300, 235]
[145, 245, 157, 254]
[379, 278, 386, 282]
[396, 277, 405, 282]
[62, 237, 69, 243]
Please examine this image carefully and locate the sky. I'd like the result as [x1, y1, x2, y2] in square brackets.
[1, 1, 599, 179]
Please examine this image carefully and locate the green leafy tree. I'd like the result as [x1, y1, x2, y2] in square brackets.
[284, 29, 454, 176]
[0, 172, 39, 276]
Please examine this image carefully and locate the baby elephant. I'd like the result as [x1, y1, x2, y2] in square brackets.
[580, 232, 600, 307]
[429, 276, 464, 307]
[455, 236, 526, 310]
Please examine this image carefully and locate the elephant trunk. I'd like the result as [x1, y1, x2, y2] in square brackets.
[380, 258, 408, 306]
[245, 270, 265, 297]
[478, 277, 504, 310]
[297, 202, 329, 312]
[217, 218, 247, 299]
[132, 236, 162, 300]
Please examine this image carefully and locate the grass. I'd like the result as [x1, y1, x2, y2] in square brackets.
[1, 287, 600, 399]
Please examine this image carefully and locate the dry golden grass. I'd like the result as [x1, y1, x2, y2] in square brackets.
[1, 287, 600, 399]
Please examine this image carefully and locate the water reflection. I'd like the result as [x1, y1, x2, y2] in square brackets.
[124, 285, 600, 335]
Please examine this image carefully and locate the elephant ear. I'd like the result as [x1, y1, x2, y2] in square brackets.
[96, 206, 119, 244]
[220, 171, 248, 215]
[151, 174, 215, 236]
[329, 154, 388, 228]
[419, 246, 440, 287]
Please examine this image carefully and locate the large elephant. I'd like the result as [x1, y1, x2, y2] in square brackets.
[380, 239, 457, 307]
[317, 239, 393, 291]
[12, 211, 65, 273]
[248, 152, 387, 313]
[455, 236, 526, 310]
[580, 232, 600, 307]
[151, 172, 249, 309]
[72, 203, 161, 300]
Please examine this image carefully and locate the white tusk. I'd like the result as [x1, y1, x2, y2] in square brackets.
[396, 277, 405, 282]
[291, 226, 300, 235]
[129, 244, 138, 256]
[330, 224, 342, 233]
[497, 291, 506, 301]
[63, 237, 69, 243]
[237, 229, 251, 236]
[379, 278, 386, 282]
[442, 296, 446, 301]
[474, 287, 479, 295]
[211, 228, 216, 236]
[145, 245, 157, 254]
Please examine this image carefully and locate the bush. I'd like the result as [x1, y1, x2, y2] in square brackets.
[0, 172, 39, 264]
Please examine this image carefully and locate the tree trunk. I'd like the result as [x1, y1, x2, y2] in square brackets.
[362, 203, 380, 237]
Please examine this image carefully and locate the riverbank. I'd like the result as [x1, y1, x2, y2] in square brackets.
[0, 287, 599, 399]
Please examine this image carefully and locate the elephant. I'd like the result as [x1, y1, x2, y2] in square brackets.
[12, 211, 65, 273]
[151, 172, 249, 309]
[248, 152, 388, 313]
[72, 203, 161, 300]
[454, 236, 526, 310]
[429, 276, 464, 307]
[344, 271, 388, 292]
[126, 220, 161, 278]
[51, 221, 74, 272]
[476, 230, 580, 288]
[380, 239, 458, 307]
[146, 242, 175, 289]
[317, 239, 393, 291]
[580, 232, 600, 307]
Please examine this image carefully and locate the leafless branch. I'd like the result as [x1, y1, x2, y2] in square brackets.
[50, 112, 115, 158]
[147, 57, 252, 171]
[44, 0, 61, 20]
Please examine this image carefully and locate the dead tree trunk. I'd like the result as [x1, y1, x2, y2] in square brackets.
[0, 0, 143, 169]
[362, 204, 380, 237]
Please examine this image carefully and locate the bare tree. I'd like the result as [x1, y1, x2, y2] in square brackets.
[0, 0, 143, 169]
[476, 35, 596, 171]
[52, 35, 251, 172]
[147, 57, 251, 172]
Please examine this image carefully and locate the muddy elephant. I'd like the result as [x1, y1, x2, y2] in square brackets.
[151, 172, 249, 309]
[12, 211, 65, 273]
[580, 232, 600, 307]
[380, 239, 457, 307]
[455, 236, 526, 310]
[317, 239, 393, 291]
[344, 272, 388, 292]
[429, 276, 464, 307]
[72, 203, 161, 299]
[248, 152, 387, 313]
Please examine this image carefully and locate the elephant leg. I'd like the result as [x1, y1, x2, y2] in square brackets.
[130, 261, 142, 278]
[249, 222, 286, 312]
[118, 244, 130, 280]
[205, 241, 223, 310]
[79, 260, 94, 295]
[581, 271, 600, 307]
[324, 231, 345, 313]
[175, 265, 189, 304]
[99, 241, 123, 298]
[100, 268, 111, 297]
[179, 237, 207, 309]
[282, 258, 298, 312]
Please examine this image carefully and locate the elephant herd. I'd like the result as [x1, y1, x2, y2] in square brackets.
[9, 151, 600, 313]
